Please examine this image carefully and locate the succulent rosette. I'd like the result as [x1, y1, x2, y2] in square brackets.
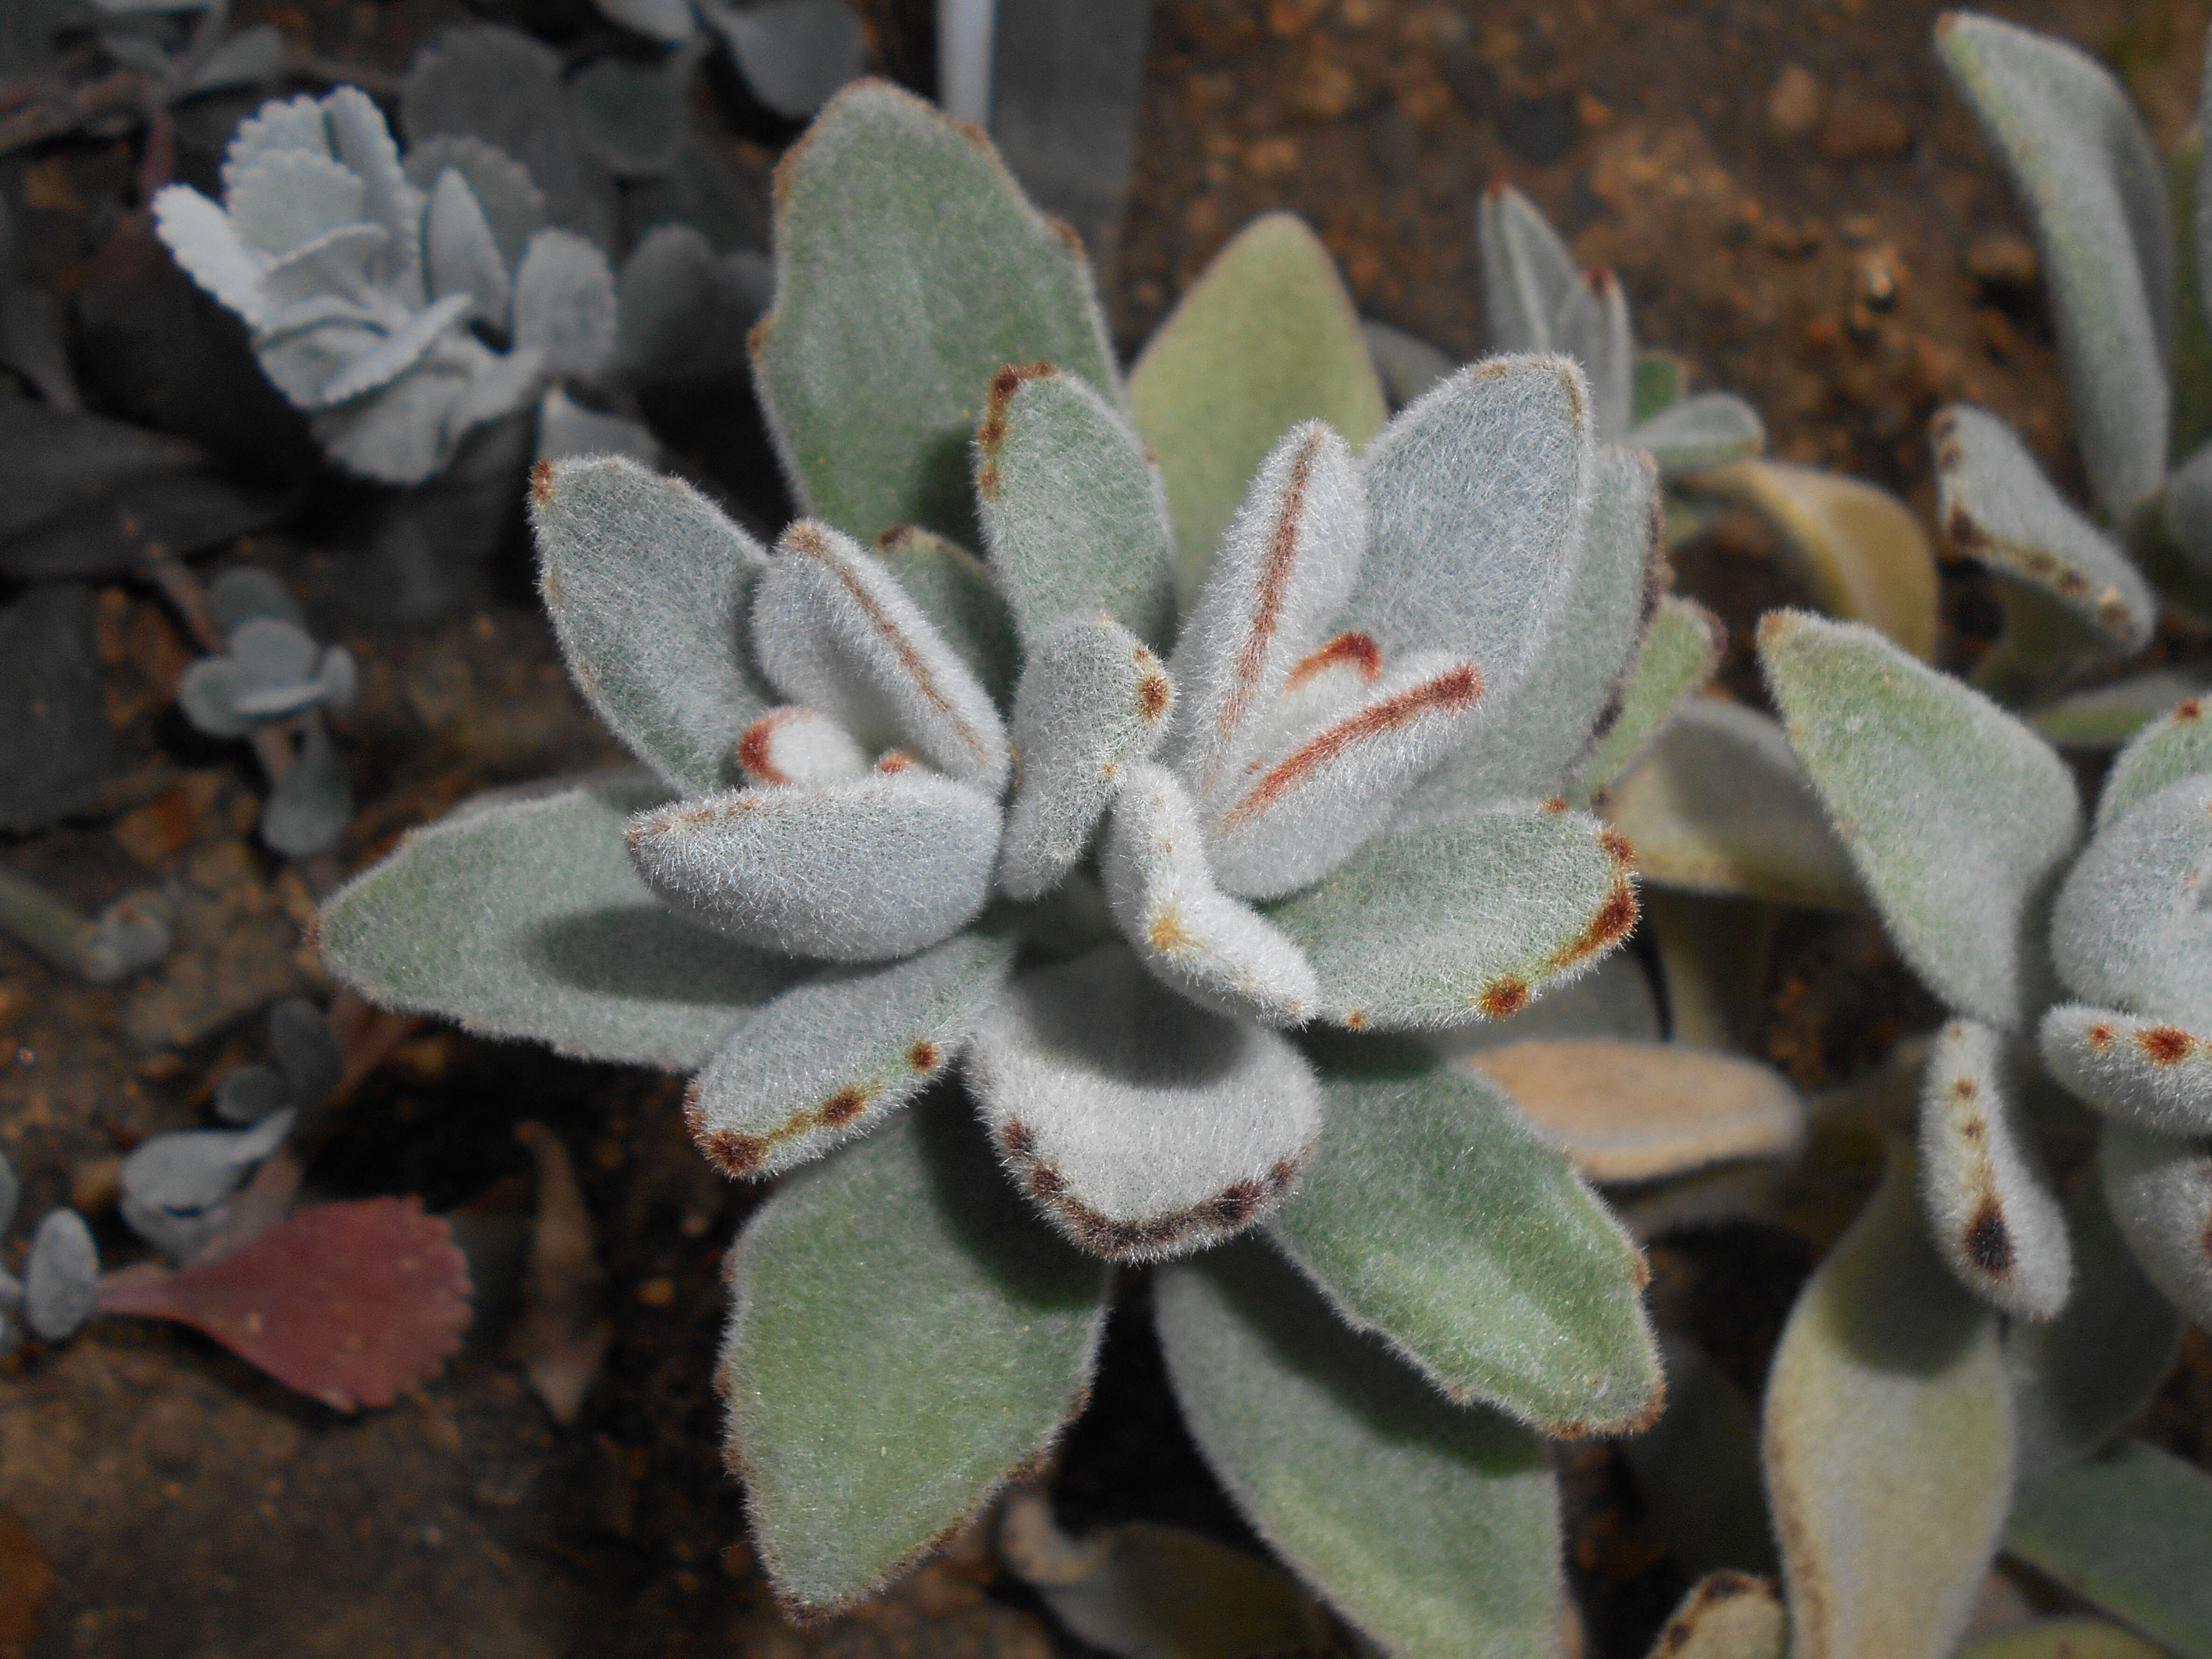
[317, 80, 1689, 1647]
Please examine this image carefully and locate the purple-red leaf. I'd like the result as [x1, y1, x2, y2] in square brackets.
[95, 1198, 473, 1411]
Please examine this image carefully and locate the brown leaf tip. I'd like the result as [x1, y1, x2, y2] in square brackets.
[1964, 1198, 2013, 1277]
[737, 710, 795, 786]
[1136, 668, 1172, 722]
[2086, 1021, 2116, 1049]
[820, 1086, 869, 1127]
[529, 459, 557, 506]
[1478, 977, 1530, 1018]
[1000, 1119, 1035, 1157]
[2139, 1026, 2196, 1066]
[875, 750, 915, 774]
[1950, 1076, 1978, 1101]
[1287, 631, 1383, 688]
[1598, 827, 1635, 867]
[1541, 795, 1569, 813]
[704, 1130, 768, 1177]
[907, 1039, 941, 1071]
[2178, 698, 2203, 723]
[1342, 1009, 1368, 1031]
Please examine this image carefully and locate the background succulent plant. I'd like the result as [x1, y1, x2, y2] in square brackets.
[1933, 11, 2212, 723]
[295, 76, 1772, 1649]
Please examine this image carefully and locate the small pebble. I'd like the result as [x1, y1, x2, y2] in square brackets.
[1767, 63, 1822, 138]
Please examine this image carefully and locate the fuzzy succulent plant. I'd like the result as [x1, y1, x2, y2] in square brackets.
[305, 79, 1735, 1647]
[1931, 11, 2212, 720]
[153, 84, 622, 484]
[0, 1153, 100, 1352]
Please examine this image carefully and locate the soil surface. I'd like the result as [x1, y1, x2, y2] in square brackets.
[4, 2, 2211, 1657]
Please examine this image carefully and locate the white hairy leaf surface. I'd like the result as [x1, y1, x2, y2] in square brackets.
[871, 526, 1020, 706]
[322, 85, 420, 284]
[974, 364, 1178, 655]
[1230, 631, 1377, 772]
[425, 168, 511, 326]
[1469, 1039, 1806, 1184]
[1161, 421, 1366, 794]
[535, 387, 659, 466]
[2007, 1171, 2184, 1480]
[151, 185, 270, 326]
[752, 520, 1011, 794]
[1271, 1050, 1660, 1435]
[1604, 696, 1860, 910]
[258, 222, 390, 313]
[963, 946, 1322, 1261]
[2005, 1444, 2212, 1658]
[226, 147, 368, 261]
[1362, 318, 1455, 409]
[1919, 1019, 2075, 1319]
[2164, 440, 2212, 586]
[309, 358, 474, 483]
[685, 932, 1014, 1181]
[511, 228, 618, 378]
[24, 1210, 99, 1342]
[1758, 610, 2080, 1029]
[734, 706, 868, 787]
[1337, 356, 1595, 708]
[719, 1100, 1108, 1611]
[404, 136, 546, 270]
[317, 778, 799, 1068]
[750, 80, 1117, 546]
[221, 93, 333, 193]
[1399, 444, 1659, 824]
[1932, 405, 2156, 653]
[1761, 1139, 2014, 1659]
[2042, 1004, 2212, 1134]
[1100, 765, 1318, 1026]
[2099, 1122, 2212, 1328]
[1643, 1575, 1787, 1659]
[1427, 950, 1661, 1056]
[1154, 1241, 1561, 1659]
[1554, 269, 1634, 441]
[1126, 214, 1385, 602]
[1630, 391, 1766, 478]
[999, 617, 1175, 901]
[2030, 670, 2211, 750]
[1938, 13, 2171, 518]
[2050, 773, 2212, 1027]
[1477, 183, 1579, 355]
[315, 292, 476, 407]
[1206, 652, 1485, 900]
[1571, 595, 1725, 806]
[532, 455, 774, 796]
[1268, 805, 1635, 1030]
[624, 773, 1002, 963]
[2097, 693, 2212, 830]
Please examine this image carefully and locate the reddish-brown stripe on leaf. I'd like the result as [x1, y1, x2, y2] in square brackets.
[1286, 631, 1382, 688]
[1201, 428, 1322, 786]
[1218, 662, 1482, 830]
[737, 708, 801, 785]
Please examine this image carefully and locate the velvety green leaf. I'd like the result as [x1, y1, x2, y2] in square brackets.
[2008, 1166, 2184, 1479]
[1604, 696, 1859, 910]
[1397, 444, 1660, 824]
[1206, 652, 1484, 900]
[569, 50, 692, 177]
[2030, 671, 2210, 750]
[2050, 773, 2212, 1027]
[1760, 1138, 2014, 1659]
[701, 0, 865, 119]
[1919, 1019, 2073, 1319]
[1695, 459, 1939, 661]
[1758, 610, 2081, 1029]
[614, 223, 758, 384]
[1641, 1574, 1786, 1659]
[512, 229, 618, 379]
[1162, 421, 1366, 797]
[1470, 1039, 1806, 1185]
[752, 520, 1010, 793]
[1645, 891, 1775, 1052]
[1154, 1240, 1560, 1659]
[1100, 765, 1317, 1027]
[686, 933, 1013, 1180]
[964, 947, 1321, 1261]
[1360, 318, 1454, 410]
[1570, 595, 1725, 806]
[1937, 13, 2171, 518]
[752, 79, 1116, 546]
[324, 85, 420, 282]
[624, 774, 1002, 963]
[424, 170, 511, 327]
[1427, 949, 1660, 1057]
[1127, 214, 1385, 602]
[2099, 692, 2212, 830]
[318, 778, 797, 1069]
[872, 525, 1020, 707]
[1267, 805, 1637, 1030]
[1933, 405, 2156, 665]
[1554, 267, 1634, 441]
[403, 135, 546, 272]
[719, 1099, 1109, 1610]
[531, 456, 773, 796]
[1337, 356, 1595, 705]
[1476, 182, 1579, 357]
[2100, 1122, 2212, 1328]
[1630, 391, 1765, 478]
[1619, 1335, 1778, 1579]
[1633, 350, 1687, 422]
[2006, 1440, 2212, 1658]
[2163, 439, 2212, 594]
[974, 362, 1177, 654]
[1269, 1053, 1661, 1435]
[2041, 1004, 2212, 1136]
[536, 388, 660, 467]
[1960, 1619, 2172, 1659]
